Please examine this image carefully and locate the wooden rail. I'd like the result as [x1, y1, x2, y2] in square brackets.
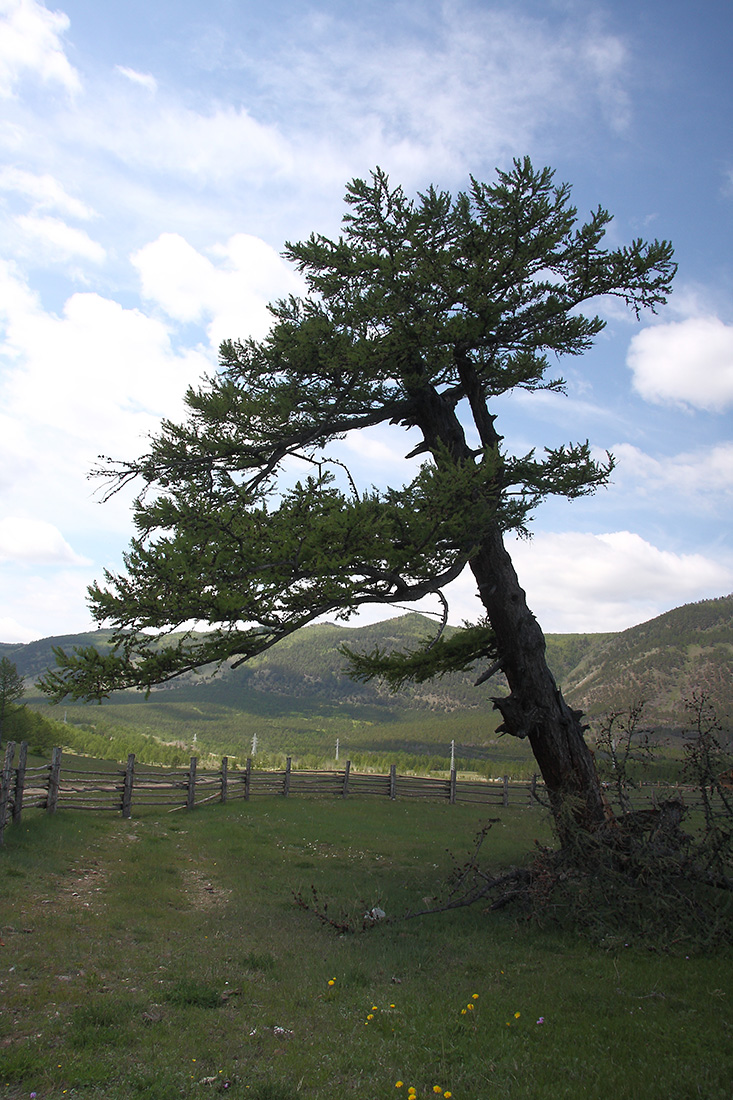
[0, 741, 549, 838]
[1, 741, 717, 842]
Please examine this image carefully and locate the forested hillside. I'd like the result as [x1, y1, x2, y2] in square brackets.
[562, 594, 733, 728]
[4, 613, 604, 714]
[3, 596, 731, 767]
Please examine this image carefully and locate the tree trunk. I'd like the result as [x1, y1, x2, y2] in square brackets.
[470, 526, 607, 839]
[411, 379, 607, 840]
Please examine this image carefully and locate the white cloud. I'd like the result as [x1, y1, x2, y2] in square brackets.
[115, 65, 157, 94]
[15, 213, 106, 264]
[0, 616, 39, 644]
[244, 4, 632, 184]
[627, 316, 733, 411]
[0, 262, 210, 452]
[0, 166, 95, 219]
[0, 0, 80, 97]
[0, 567, 97, 642]
[132, 232, 304, 348]
[353, 530, 733, 636]
[81, 101, 295, 187]
[27, 1, 634, 213]
[0, 515, 90, 564]
[505, 530, 733, 633]
[613, 441, 733, 502]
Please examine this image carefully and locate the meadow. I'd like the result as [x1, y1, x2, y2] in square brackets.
[1, 796, 731, 1100]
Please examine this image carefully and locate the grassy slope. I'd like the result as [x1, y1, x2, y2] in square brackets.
[563, 594, 733, 726]
[9, 595, 733, 774]
[2, 798, 731, 1100]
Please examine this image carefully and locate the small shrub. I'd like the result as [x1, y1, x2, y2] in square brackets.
[242, 950, 277, 973]
[68, 999, 137, 1049]
[164, 977, 223, 1008]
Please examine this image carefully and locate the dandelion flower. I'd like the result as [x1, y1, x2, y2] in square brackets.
[514, 1011, 521, 1019]
[444, 1093, 452, 1098]
[434, 1086, 443, 1093]
[467, 1003, 474, 1011]
[461, 1008, 467, 1015]
[367, 1014, 374, 1020]
[395, 1083, 404, 1089]
[327, 979, 335, 987]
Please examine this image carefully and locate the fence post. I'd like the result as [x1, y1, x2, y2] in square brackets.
[502, 775, 509, 808]
[529, 773, 537, 806]
[449, 766, 457, 805]
[244, 757, 251, 801]
[187, 756, 197, 810]
[47, 747, 62, 814]
[342, 760, 351, 798]
[0, 741, 15, 844]
[389, 764, 397, 800]
[13, 741, 28, 824]
[283, 757, 291, 797]
[221, 757, 228, 803]
[121, 753, 135, 818]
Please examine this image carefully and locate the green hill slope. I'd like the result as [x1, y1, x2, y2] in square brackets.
[5, 596, 731, 766]
[562, 594, 733, 729]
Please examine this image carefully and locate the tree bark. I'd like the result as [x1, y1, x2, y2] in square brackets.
[470, 526, 606, 837]
[410, 379, 606, 840]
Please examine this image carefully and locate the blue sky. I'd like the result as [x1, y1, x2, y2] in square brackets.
[1, 0, 732, 643]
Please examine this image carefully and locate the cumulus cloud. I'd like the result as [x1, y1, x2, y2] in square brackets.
[0, 515, 90, 564]
[15, 213, 106, 264]
[0, 260, 212, 552]
[0, 0, 80, 97]
[353, 531, 732, 636]
[0, 567, 98, 642]
[612, 441, 733, 503]
[132, 232, 304, 348]
[504, 530, 733, 633]
[0, 262, 210, 449]
[0, 167, 95, 219]
[627, 316, 733, 411]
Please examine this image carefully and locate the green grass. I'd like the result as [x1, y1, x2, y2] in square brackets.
[1, 798, 732, 1100]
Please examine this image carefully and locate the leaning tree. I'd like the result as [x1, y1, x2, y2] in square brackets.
[39, 159, 675, 837]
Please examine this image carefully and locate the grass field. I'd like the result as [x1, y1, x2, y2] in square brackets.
[1, 797, 732, 1100]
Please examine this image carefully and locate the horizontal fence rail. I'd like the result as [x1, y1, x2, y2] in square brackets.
[0, 740, 722, 842]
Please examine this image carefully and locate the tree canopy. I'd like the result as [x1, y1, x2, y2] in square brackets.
[39, 159, 675, 830]
[0, 656, 25, 744]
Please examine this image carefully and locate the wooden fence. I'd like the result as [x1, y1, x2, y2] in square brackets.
[0, 741, 545, 841]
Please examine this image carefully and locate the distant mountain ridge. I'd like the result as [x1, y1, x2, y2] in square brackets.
[3, 594, 732, 730]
